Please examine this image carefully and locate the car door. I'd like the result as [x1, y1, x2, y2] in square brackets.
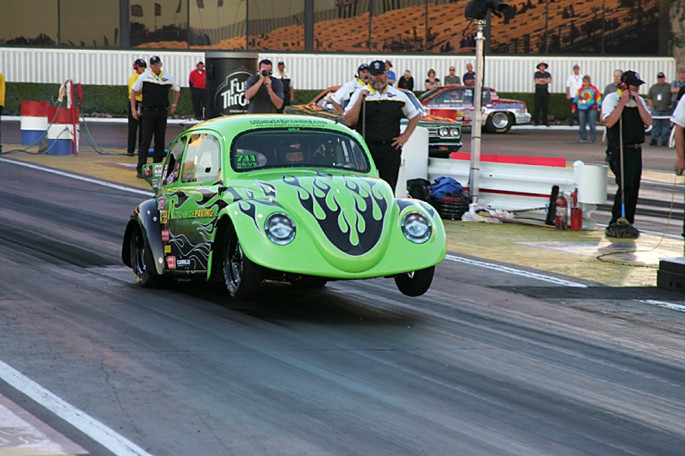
[162, 131, 224, 273]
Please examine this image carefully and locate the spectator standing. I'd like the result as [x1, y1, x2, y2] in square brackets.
[604, 69, 623, 99]
[130, 56, 181, 178]
[275, 61, 294, 112]
[397, 70, 414, 91]
[463, 63, 476, 87]
[671, 66, 685, 107]
[127, 58, 146, 157]
[444, 66, 462, 86]
[572, 75, 602, 143]
[188, 61, 206, 120]
[385, 60, 396, 86]
[344, 60, 420, 193]
[566, 63, 583, 125]
[532, 62, 552, 126]
[245, 59, 284, 114]
[647, 72, 672, 146]
[424, 69, 441, 90]
[601, 70, 652, 235]
[0, 69, 5, 153]
[330, 63, 370, 115]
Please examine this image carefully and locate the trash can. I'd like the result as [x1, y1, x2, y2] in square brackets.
[20, 101, 49, 145]
[205, 51, 258, 118]
[47, 106, 80, 155]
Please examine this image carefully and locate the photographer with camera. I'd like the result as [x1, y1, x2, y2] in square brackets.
[245, 59, 284, 114]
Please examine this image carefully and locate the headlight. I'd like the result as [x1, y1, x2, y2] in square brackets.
[401, 212, 431, 244]
[450, 127, 461, 138]
[438, 126, 450, 137]
[265, 212, 296, 245]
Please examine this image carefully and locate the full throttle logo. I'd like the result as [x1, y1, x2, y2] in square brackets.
[214, 69, 252, 114]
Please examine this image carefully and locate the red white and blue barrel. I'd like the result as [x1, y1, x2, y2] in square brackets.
[47, 106, 80, 155]
[20, 101, 49, 145]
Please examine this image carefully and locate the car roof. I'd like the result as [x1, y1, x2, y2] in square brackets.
[184, 114, 350, 137]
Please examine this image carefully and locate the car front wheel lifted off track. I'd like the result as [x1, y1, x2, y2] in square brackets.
[394, 266, 435, 297]
[223, 227, 263, 299]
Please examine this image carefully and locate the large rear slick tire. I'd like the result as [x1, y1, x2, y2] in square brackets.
[223, 226, 263, 300]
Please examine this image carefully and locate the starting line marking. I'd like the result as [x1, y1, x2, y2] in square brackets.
[0, 360, 152, 456]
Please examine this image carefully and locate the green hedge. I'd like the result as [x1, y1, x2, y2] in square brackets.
[4, 83, 570, 122]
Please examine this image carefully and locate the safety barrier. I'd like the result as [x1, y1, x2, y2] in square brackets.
[20, 101, 49, 145]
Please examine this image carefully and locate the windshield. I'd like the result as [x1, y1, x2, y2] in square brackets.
[401, 90, 426, 116]
[231, 128, 371, 173]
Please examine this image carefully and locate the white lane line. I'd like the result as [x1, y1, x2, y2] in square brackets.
[635, 300, 685, 313]
[0, 158, 153, 196]
[445, 254, 588, 288]
[0, 360, 153, 456]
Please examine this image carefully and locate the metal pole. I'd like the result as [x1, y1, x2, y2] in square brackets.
[467, 18, 486, 207]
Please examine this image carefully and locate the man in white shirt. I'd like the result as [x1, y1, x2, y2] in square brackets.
[330, 64, 370, 115]
[566, 63, 583, 126]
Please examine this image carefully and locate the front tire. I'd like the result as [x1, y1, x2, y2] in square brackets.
[223, 226, 263, 299]
[394, 266, 435, 297]
[129, 227, 163, 288]
[485, 112, 512, 134]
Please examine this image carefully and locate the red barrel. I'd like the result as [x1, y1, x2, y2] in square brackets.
[47, 106, 80, 155]
[20, 101, 49, 145]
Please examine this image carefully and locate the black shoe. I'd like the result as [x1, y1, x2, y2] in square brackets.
[649, 140, 658, 146]
[127, 150, 134, 156]
[661, 141, 668, 147]
[136, 171, 144, 179]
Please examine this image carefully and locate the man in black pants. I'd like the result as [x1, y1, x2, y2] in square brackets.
[130, 56, 181, 178]
[127, 58, 146, 156]
[533, 62, 552, 126]
[601, 70, 652, 236]
[344, 60, 420, 193]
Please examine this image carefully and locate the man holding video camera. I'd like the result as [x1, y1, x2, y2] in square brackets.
[245, 59, 284, 114]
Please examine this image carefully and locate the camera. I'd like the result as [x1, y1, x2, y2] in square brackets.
[261, 70, 272, 77]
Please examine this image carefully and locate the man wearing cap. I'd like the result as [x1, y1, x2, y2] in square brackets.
[344, 60, 421, 193]
[127, 59, 147, 156]
[130, 55, 181, 178]
[385, 60, 396, 86]
[533, 62, 552, 126]
[566, 63, 583, 126]
[671, 67, 685, 105]
[245, 59, 284, 114]
[647, 72, 672, 146]
[275, 61, 294, 112]
[601, 70, 652, 235]
[330, 63, 371, 115]
[188, 61, 206, 120]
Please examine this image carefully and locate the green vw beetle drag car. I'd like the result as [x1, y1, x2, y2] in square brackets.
[122, 115, 446, 299]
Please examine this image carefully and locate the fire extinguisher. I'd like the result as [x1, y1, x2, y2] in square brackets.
[570, 188, 582, 231]
[555, 193, 567, 230]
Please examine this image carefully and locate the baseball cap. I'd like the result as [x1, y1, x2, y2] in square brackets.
[385, 60, 393, 68]
[150, 55, 161, 65]
[621, 70, 645, 86]
[537, 62, 548, 69]
[278, 61, 285, 65]
[357, 63, 370, 73]
[572, 63, 580, 69]
[134, 58, 146, 68]
[657, 72, 665, 78]
[369, 60, 386, 75]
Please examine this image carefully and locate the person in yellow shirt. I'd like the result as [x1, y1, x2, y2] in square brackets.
[0, 70, 5, 153]
[127, 59, 146, 156]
